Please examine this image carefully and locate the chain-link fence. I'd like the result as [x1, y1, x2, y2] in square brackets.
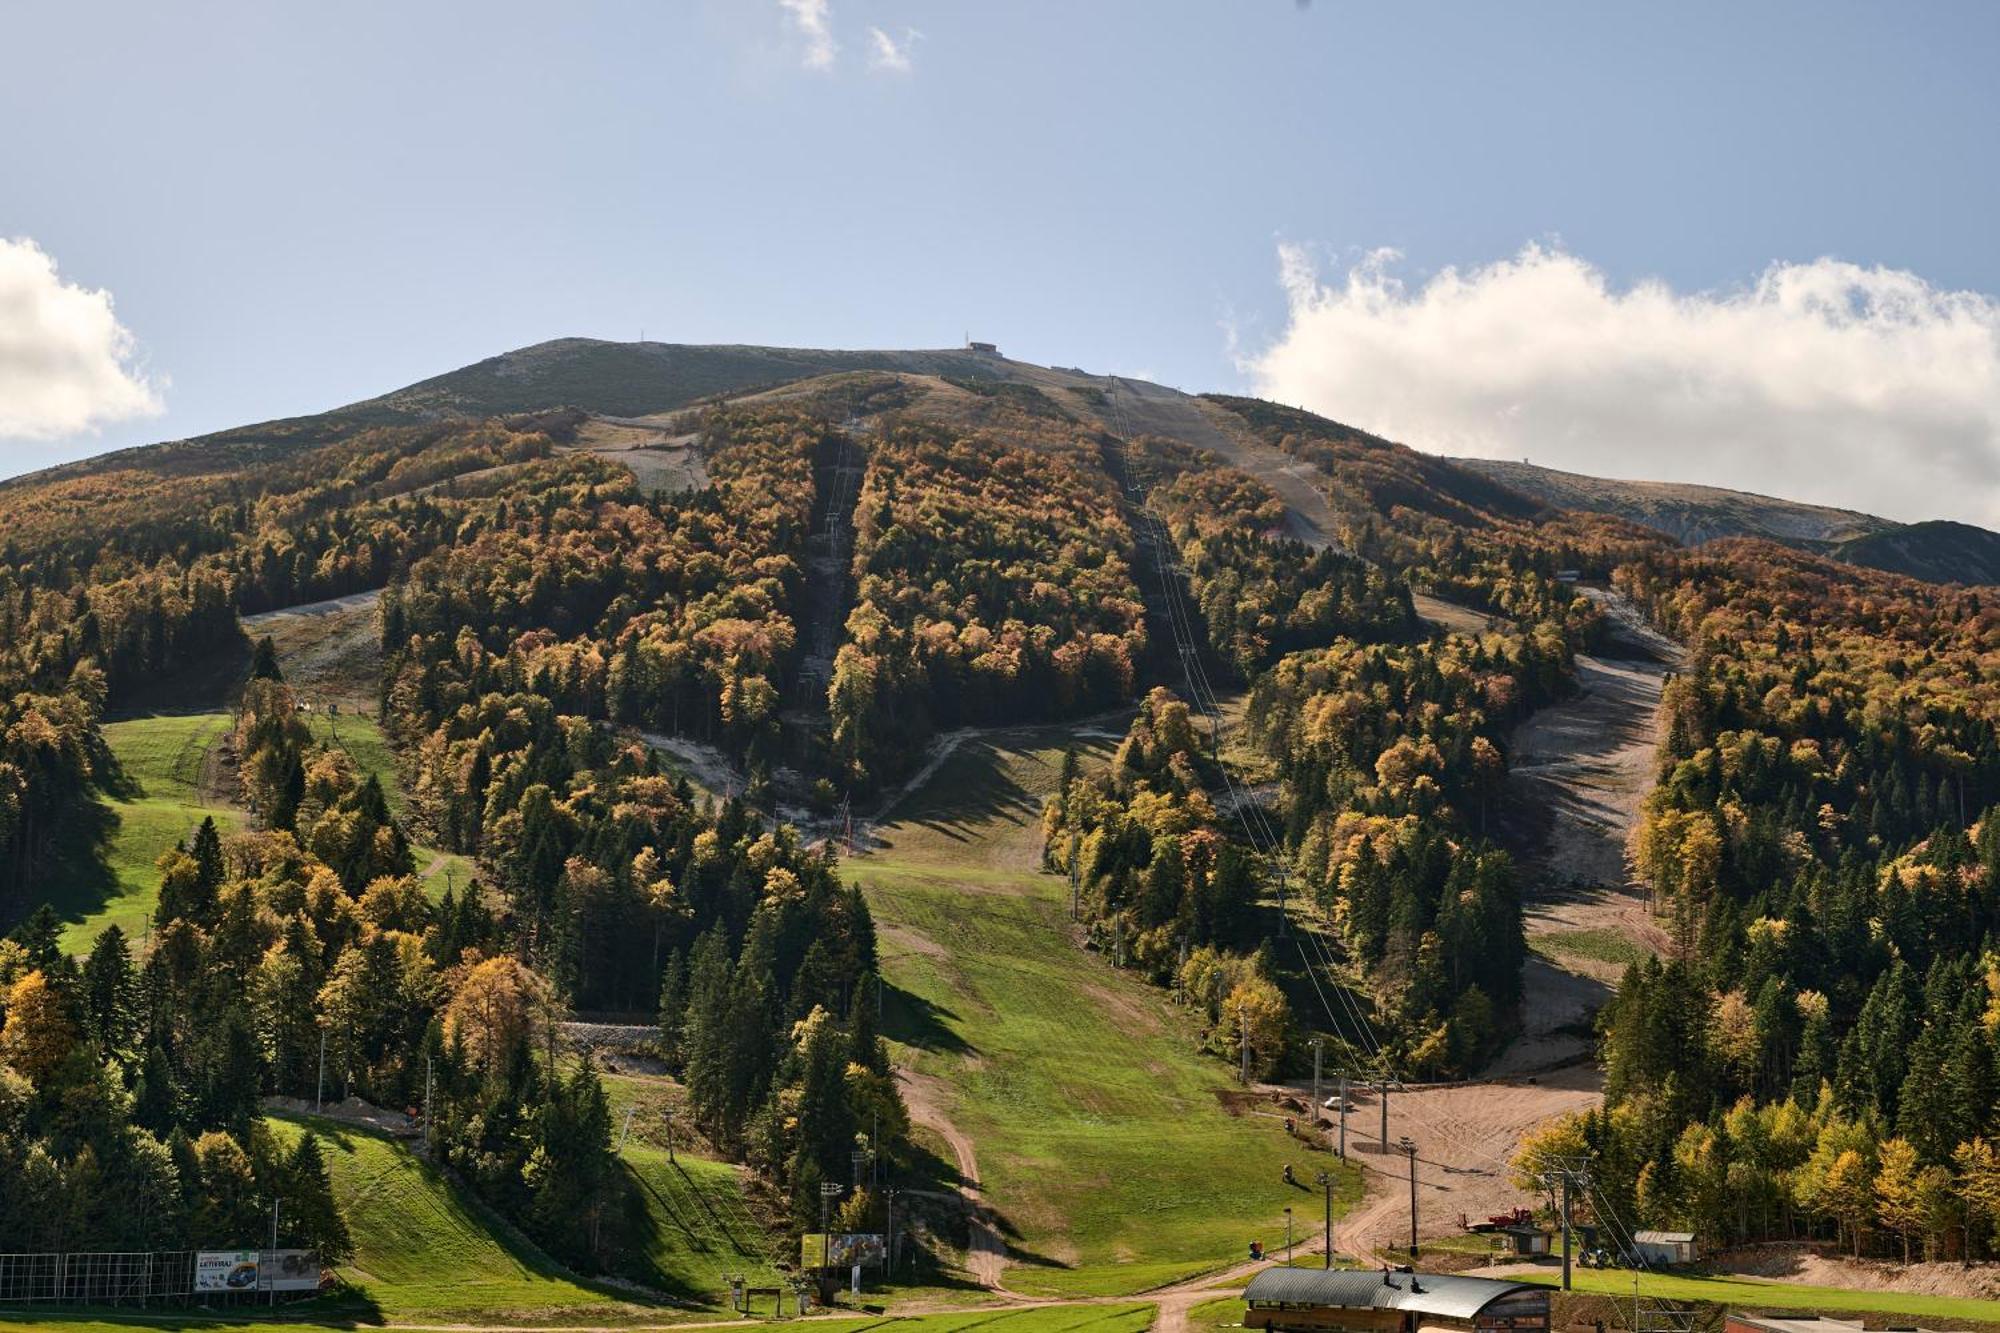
[0, 1251, 193, 1304]
[0, 1249, 320, 1307]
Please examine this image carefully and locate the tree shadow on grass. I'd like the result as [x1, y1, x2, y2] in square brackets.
[881, 980, 976, 1057]
[8, 784, 122, 936]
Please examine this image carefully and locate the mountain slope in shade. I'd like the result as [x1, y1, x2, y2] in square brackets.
[1447, 456, 1891, 546]
[1832, 519, 2000, 586]
[1449, 456, 2000, 585]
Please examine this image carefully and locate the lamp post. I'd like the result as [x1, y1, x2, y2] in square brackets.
[1283, 1207, 1293, 1267]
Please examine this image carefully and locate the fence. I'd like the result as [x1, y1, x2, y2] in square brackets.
[0, 1251, 193, 1304]
[0, 1249, 319, 1306]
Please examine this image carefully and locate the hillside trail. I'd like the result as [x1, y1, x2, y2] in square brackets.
[896, 1068, 1015, 1295]
[1103, 378, 1342, 551]
[1490, 586, 1680, 1075]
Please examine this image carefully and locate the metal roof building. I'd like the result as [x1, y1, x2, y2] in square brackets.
[1631, 1229, 1697, 1266]
[1243, 1266, 1550, 1331]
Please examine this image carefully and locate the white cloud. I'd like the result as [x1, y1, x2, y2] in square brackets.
[1246, 243, 2000, 528]
[867, 26, 916, 74]
[0, 237, 162, 442]
[778, 0, 837, 70]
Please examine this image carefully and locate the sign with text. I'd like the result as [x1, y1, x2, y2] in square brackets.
[193, 1250, 319, 1294]
[194, 1251, 261, 1293]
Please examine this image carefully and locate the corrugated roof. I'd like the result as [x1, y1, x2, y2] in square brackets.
[1242, 1267, 1546, 1318]
[1633, 1230, 1694, 1243]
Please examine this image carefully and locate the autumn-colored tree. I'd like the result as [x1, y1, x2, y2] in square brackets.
[1, 970, 75, 1086]
[443, 956, 552, 1070]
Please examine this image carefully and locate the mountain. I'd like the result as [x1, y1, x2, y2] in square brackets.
[1447, 456, 1891, 545]
[1831, 518, 2000, 586]
[1450, 455, 2000, 585]
[359, 336, 1027, 419]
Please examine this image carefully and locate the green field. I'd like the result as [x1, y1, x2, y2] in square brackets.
[59, 712, 245, 952]
[1518, 1265, 2000, 1324]
[1529, 927, 1653, 970]
[1187, 1294, 1246, 1333]
[853, 726, 1361, 1299]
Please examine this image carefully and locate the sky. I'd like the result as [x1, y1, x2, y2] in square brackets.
[6, 1, 2000, 524]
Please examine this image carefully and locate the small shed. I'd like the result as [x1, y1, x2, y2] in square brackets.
[967, 340, 1000, 355]
[1631, 1230, 1696, 1266]
[1497, 1224, 1550, 1256]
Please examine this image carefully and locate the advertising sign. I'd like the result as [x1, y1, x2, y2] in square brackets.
[193, 1250, 320, 1294]
[195, 1251, 261, 1293]
[801, 1233, 885, 1268]
[264, 1250, 322, 1292]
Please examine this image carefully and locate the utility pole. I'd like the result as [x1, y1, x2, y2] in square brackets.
[1378, 1080, 1389, 1147]
[665, 1108, 676, 1163]
[1560, 1167, 1573, 1291]
[315, 1030, 326, 1114]
[1398, 1136, 1418, 1258]
[1337, 1074, 1348, 1159]
[884, 1187, 897, 1277]
[1537, 1155, 1593, 1293]
[1068, 832, 1081, 921]
[1315, 1171, 1333, 1269]
[423, 1054, 434, 1152]
[1311, 1039, 1321, 1129]
[619, 1106, 636, 1153]
[1283, 1206, 1293, 1267]
[1240, 1010, 1251, 1085]
[268, 1196, 281, 1307]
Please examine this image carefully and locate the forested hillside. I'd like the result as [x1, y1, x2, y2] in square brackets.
[5, 338, 1998, 1307]
[1521, 540, 2000, 1261]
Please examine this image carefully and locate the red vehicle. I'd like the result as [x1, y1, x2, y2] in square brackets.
[1461, 1206, 1534, 1233]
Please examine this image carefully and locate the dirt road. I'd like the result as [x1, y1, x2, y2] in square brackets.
[1310, 1066, 1604, 1262]
[898, 1069, 1012, 1294]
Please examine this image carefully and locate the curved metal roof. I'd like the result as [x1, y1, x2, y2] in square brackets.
[1243, 1266, 1546, 1318]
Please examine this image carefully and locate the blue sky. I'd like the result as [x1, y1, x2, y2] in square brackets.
[6, 1, 2000, 521]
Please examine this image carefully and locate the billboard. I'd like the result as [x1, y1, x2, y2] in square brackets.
[193, 1250, 320, 1294]
[195, 1251, 262, 1293]
[801, 1233, 886, 1268]
[263, 1250, 322, 1292]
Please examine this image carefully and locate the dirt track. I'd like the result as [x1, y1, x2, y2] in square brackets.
[897, 1069, 1012, 1293]
[1492, 590, 1679, 1074]
[1308, 1066, 1603, 1262]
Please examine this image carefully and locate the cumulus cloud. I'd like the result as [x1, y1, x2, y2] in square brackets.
[0, 237, 162, 441]
[867, 26, 916, 74]
[1247, 244, 2000, 527]
[778, 0, 837, 70]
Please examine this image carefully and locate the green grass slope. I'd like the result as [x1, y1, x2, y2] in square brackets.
[853, 725, 1361, 1299]
[262, 1114, 646, 1325]
[58, 712, 243, 952]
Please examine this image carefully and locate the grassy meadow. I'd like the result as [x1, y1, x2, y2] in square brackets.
[58, 712, 244, 952]
[852, 724, 1361, 1298]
